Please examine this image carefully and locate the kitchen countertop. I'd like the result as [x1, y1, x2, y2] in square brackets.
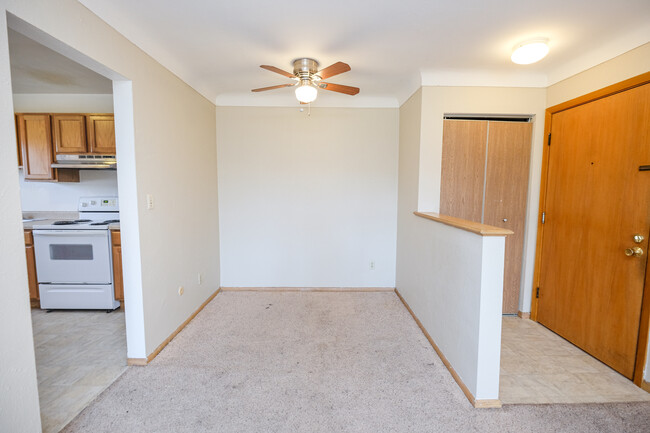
[22, 212, 120, 231]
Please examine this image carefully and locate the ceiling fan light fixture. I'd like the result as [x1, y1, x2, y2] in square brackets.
[511, 38, 549, 65]
[295, 82, 318, 103]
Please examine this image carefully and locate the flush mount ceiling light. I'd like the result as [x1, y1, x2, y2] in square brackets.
[511, 38, 549, 65]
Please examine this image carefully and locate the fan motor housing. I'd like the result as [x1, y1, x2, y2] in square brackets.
[292, 58, 319, 79]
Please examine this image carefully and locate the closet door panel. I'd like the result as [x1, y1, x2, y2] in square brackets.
[484, 121, 532, 314]
[440, 120, 488, 222]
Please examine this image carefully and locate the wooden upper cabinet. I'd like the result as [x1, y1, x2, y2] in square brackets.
[16, 114, 22, 167]
[17, 113, 55, 180]
[87, 114, 116, 154]
[52, 114, 88, 154]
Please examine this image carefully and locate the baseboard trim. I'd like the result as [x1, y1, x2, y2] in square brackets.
[517, 311, 531, 320]
[221, 287, 395, 292]
[641, 381, 650, 393]
[473, 399, 503, 409]
[127, 288, 221, 367]
[126, 358, 147, 366]
[394, 288, 502, 409]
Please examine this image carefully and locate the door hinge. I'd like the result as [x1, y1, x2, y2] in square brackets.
[541, 212, 546, 224]
[547, 133, 551, 146]
[536, 287, 540, 298]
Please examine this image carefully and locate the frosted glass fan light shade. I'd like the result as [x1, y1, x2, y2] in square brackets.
[511, 39, 549, 65]
[295, 84, 318, 103]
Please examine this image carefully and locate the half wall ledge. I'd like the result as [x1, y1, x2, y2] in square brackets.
[414, 212, 514, 236]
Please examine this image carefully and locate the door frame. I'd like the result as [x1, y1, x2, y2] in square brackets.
[531, 71, 650, 386]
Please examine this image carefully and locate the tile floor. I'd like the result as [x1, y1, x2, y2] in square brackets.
[32, 309, 127, 433]
[499, 316, 650, 404]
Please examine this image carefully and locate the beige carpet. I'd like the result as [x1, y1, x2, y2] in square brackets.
[63, 292, 650, 432]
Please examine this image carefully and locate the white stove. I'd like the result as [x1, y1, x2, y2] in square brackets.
[33, 196, 120, 311]
[33, 197, 119, 230]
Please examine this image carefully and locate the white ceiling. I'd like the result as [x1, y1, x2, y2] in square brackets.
[79, 0, 650, 107]
[8, 28, 112, 94]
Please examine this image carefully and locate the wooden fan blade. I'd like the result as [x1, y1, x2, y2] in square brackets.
[318, 82, 359, 95]
[260, 65, 295, 79]
[251, 83, 295, 93]
[317, 62, 351, 79]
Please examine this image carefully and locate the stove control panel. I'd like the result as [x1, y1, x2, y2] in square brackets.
[78, 196, 119, 212]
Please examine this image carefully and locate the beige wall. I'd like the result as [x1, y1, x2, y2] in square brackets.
[547, 43, 650, 107]
[12, 93, 113, 112]
[0, 9, 41, 431]
[0, 1, 220, 429]
[415, 86, 547, 313]
[216, 106, 398, 287]
[396, 88, 507, 401]
[395, 89, 422, 276]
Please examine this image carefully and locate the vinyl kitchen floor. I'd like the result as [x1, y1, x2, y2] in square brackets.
[31, 308, 127, 433]
[500, 316, 650, 404]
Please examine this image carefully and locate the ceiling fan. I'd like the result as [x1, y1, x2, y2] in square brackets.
[251, 58, 360, 104]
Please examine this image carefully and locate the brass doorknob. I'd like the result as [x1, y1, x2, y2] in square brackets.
[625, 247, 644, 257]
[633, 234, 645, 243]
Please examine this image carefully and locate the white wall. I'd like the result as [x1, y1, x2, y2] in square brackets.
[0, 2, 220, 429]
[12, 92, 113, 112]
[398, 216, 505, 401]
[19, 170, 118, 212]
[217, 107, 398, 288]
[0, 10, 41, 433]
[545, 43, 650, 382]
[387, 88, 545, 401]
[417, 86, 547, 314]
[396, 90, 505, 401]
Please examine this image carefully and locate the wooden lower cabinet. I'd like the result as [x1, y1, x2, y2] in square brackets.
[111, 230, 124, 302]
[24, 230, 40, 308]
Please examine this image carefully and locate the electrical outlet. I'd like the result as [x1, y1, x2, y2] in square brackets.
[178, 286, 184, 296]
[370, 261, 375, 270]
[198, 273, 203, 285]
[146, 194, 154, 210]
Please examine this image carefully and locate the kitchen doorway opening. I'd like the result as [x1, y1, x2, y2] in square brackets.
[6, 14, 143, 433]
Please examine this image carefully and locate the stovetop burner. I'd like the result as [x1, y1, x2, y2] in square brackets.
[52, 220, 78, 225]
[89, 219, 120, 226]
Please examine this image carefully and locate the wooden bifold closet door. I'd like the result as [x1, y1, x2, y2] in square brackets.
[441, 119, 532, 314]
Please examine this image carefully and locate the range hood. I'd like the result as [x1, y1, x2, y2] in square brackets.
[51, 154, 116, 170]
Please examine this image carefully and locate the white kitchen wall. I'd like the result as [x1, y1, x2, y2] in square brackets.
[217, 106, 398, 288]
[19, 170, 118, 212]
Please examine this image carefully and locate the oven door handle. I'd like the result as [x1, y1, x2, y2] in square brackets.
[33, 230, 108, 235]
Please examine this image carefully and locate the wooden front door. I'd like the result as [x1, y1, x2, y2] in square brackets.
[537, 83, 650, 379]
